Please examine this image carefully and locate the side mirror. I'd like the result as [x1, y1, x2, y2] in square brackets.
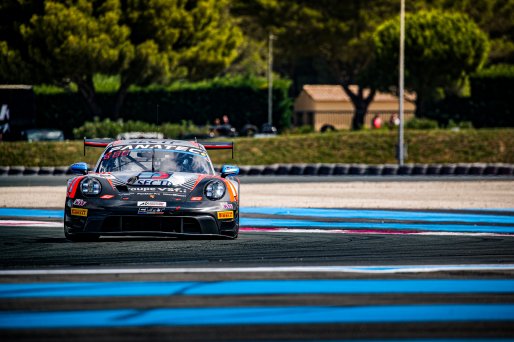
[70, 162, 89, 175]
[221, 164, 239, 178]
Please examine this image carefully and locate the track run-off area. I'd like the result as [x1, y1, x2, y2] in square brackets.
[1, 179, 514, 340]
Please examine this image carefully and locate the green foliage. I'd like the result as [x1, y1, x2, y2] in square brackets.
[72, 118, 208, 139]
[423, 0, 514, 64]
[373, 10, 490, 116]
[232, 0, 400, 129]
[473, 64, 514, 78]
[93, 74, 121, 92]
[34, 76, 292, 138]
[2, 129, 514, 166]
[282, 125, 315, 135]
[447, 120, 473, 129]
[1, 0, 244, 117]
[405, 118, 439, 130]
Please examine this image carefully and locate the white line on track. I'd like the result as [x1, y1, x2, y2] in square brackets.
[2, 264, 514, 276]
[240, 227, 514, 237]
[3, 221, 513, 238]
[0, 220, 62, 227]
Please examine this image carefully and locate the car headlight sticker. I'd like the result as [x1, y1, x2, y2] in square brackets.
[204, 180, 226, 201]
[80, 177, 102, 196]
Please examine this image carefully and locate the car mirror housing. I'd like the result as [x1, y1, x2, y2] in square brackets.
[221, 165, 239, 178]
[70, 162, 89, 175]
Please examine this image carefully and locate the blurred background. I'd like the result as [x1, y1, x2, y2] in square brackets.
[0, 0, 513, 166]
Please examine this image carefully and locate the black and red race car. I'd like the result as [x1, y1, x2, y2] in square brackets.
[64, 139, 239, 241]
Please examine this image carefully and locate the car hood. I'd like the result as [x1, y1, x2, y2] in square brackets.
[95, 171, 204, 200]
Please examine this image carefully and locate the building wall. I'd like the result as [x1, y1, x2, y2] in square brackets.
[369, 100, 416, 112]
[294, 88, 416, 130]
[314, 111, 353, 131]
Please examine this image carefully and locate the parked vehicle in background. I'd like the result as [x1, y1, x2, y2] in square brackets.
[116, 132, 164, 140]
[209, 124, 238, 137]
[22, 129, 64, 142]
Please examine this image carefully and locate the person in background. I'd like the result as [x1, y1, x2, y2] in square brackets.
[372, 114, 382, 129]
[389, 113, 400, 129]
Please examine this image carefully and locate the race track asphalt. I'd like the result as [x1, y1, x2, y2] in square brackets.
[1, 180, 514, 341]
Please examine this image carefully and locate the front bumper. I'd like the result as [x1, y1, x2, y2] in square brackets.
[64, 200, 238, 237]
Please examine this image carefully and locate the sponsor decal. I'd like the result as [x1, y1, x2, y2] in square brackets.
[221, 202, 234, 210]
[149, 194, 156, 199]
[97, 173, 116, 179]
[71, 208, 88, 217]
[217, 211, 234, 220]
[138, 207, 165, 215]
[103, 150, 129, 160]
[161, 194, 185, 201]
[138, 172, 170, 180]
[73, 199, 87, 207]
[108, 144, 207, 156]
[191, 196, 202, 201]
[133, 179, 173, 186]
[129, 187, 187, 194]
[137, 201, 166, 207]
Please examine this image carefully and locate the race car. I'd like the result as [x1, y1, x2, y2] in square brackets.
[64, 139, 240, 241]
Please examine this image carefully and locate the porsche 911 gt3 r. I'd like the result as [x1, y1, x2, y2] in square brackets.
[64, 139, 239, 241]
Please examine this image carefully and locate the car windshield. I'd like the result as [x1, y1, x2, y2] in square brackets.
[96, 148, 213, 174]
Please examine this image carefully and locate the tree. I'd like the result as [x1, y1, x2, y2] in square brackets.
[232, 0, 399, 129]
[422, 0, 514, 65]
[1, 0, 243, 118]
[0, 0, 43, 84]
[373, 10, 489, 116]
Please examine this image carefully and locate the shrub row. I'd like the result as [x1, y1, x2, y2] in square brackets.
[428, 64, 514, 128]
[73, 118, 208, 139]
[35, 76, 292, 138]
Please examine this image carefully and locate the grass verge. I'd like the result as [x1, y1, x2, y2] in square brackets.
[0, 129, 513, 167]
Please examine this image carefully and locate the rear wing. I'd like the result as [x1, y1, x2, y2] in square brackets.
[200, 141, 234, 159]
[83, 138, 114, 155]
[83, 138, 235, 159]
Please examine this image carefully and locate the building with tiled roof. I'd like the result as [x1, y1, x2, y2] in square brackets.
[294, 85, 416, 130]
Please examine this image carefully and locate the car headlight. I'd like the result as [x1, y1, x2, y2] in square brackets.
[204, 180, 226, 201]
[81, 178, 102, 196]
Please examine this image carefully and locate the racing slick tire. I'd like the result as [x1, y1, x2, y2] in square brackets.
[64, 226, 100, 242]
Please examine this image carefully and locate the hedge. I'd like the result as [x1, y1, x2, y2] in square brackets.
[34, 76, 292, 138]
[428, 64, 514, 128]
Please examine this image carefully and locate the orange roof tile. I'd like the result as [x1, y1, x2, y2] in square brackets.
[302, 84, 415, 102]
[303, 85, 349, 101]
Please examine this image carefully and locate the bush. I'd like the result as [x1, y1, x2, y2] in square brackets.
[73, 118, 209, 139]
[447, 120, 473, 130]
[34, 75, 293, 138]
[426, 64, 514, 128]
[405, 117, 439, 129]
[282, 125, 315, 135]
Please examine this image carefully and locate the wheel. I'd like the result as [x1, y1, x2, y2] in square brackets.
[64, 225, 100, 242]
[320, 124, 336, 133]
